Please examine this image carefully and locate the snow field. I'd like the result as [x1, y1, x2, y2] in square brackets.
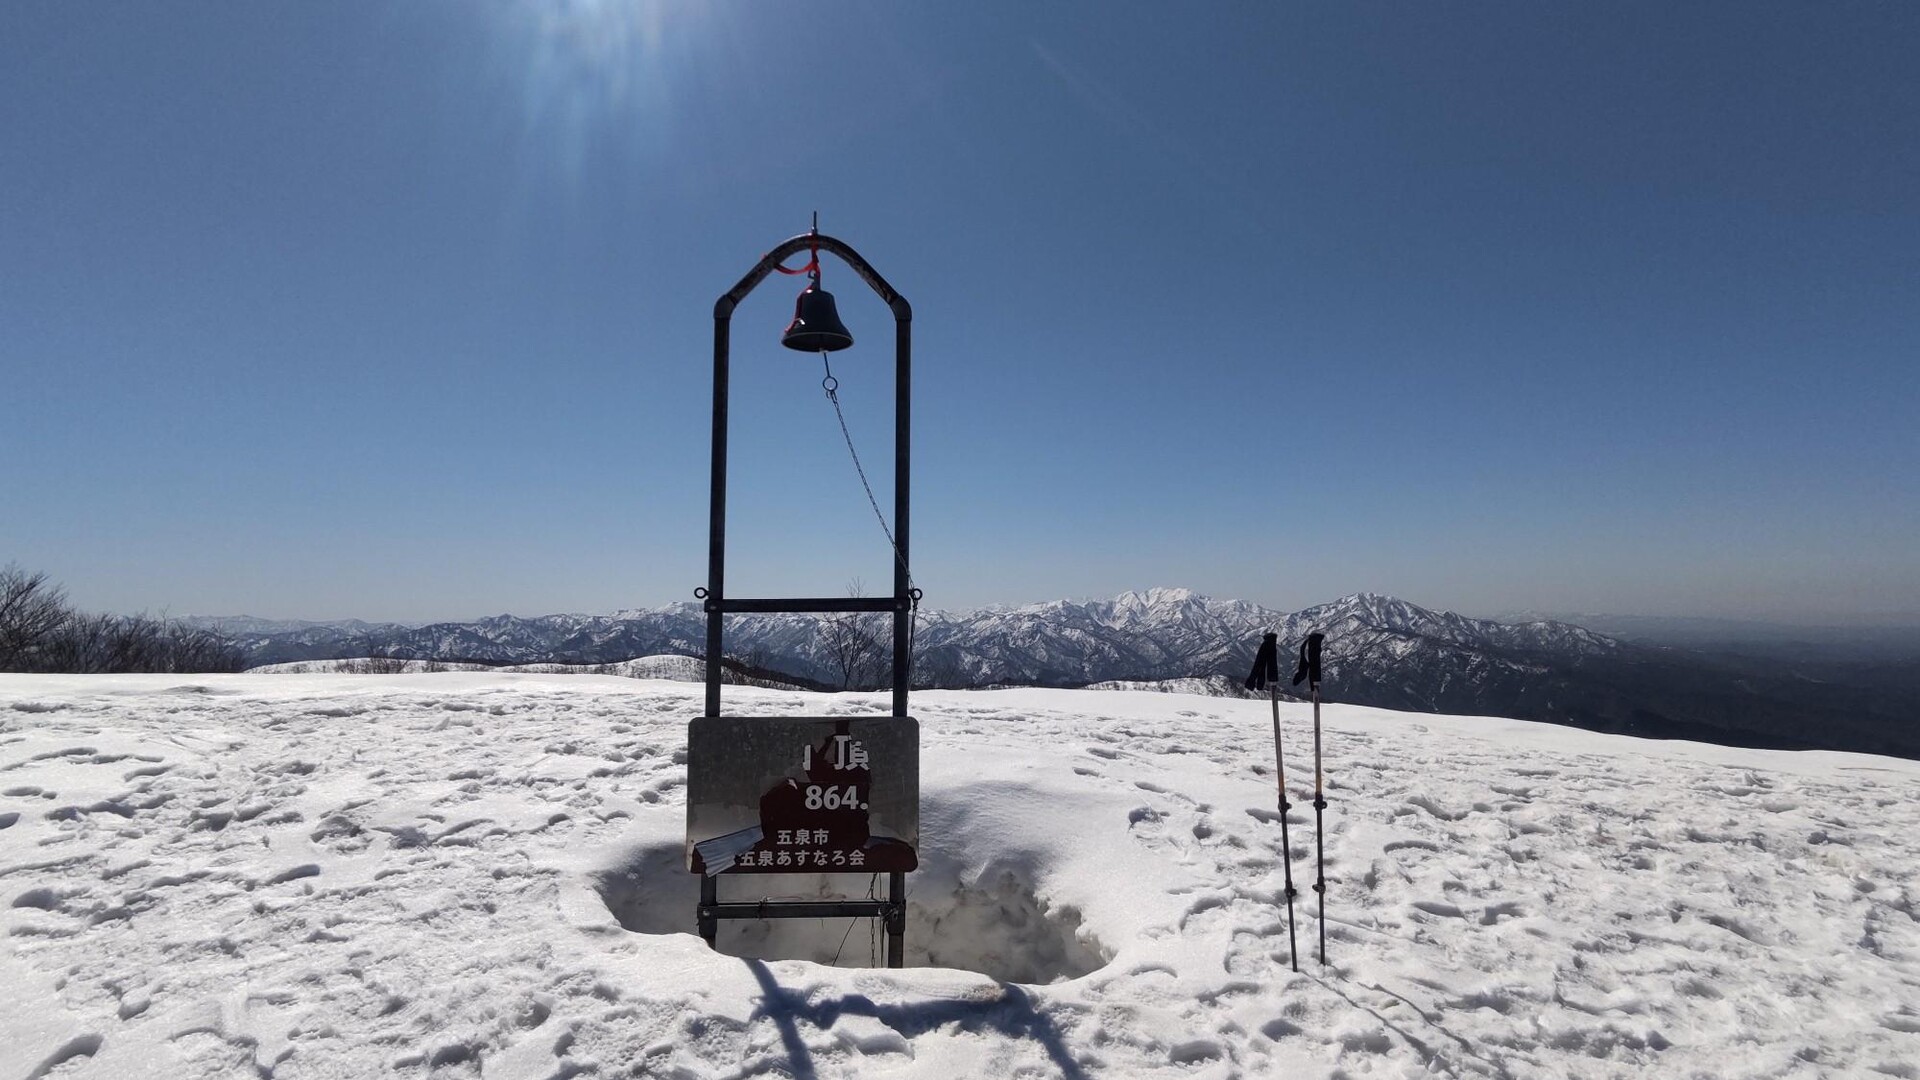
[2, 673, 1918, 1078]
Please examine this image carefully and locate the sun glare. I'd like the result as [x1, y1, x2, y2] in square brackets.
[501, 0, 710, 178]
[529, 0, 673, 101]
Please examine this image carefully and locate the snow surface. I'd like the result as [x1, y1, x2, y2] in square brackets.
[3, 673, 1918, 1079]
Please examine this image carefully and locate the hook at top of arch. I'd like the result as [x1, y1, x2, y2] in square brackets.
[714, 232, 912, 322]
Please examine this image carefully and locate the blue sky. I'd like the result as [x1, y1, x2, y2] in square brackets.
[3, 2, 1916, 624]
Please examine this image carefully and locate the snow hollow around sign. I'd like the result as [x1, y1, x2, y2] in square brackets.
[596, 830, 1110, 983]
[3, 673, 1920, 1079]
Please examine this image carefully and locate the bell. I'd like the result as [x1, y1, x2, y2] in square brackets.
[781, 280, 854, 352]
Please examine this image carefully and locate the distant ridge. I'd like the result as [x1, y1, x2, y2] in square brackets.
[200, 590, 1919, 759]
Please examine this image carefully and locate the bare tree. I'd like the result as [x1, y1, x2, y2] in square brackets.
[341, 631, 414, 674]
[32, 609, 107, 672]
[37, 611, 244, 674]
[0, 565, 72, 670]
[162, 623, 245, 672]
[0, 566, 245, 674]
[820, 579, 886, 691]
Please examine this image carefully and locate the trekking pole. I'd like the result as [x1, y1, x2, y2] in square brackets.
[1292, 631, 1328, 966]
[1245, 632, 1297, 971]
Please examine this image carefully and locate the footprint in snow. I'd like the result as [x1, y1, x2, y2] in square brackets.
[24, 1034, 103, 1077]
[1404, 795, 1471, 822]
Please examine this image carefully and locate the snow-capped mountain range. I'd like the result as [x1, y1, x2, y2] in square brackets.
[191, 589, 1919, 759]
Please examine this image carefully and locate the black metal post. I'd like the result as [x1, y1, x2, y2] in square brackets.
[892, 316, 911, 717]
[705, 315, 730, 717]
[698, 875, 718, 947]
[887, 871, 907, 968]
[709, 596, 900, 615]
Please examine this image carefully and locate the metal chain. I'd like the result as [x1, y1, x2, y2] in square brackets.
[820, 352, 922, 682]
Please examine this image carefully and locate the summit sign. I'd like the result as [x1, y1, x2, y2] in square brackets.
[686, 715, 919, 877]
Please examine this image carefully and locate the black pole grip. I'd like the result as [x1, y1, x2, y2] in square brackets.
[1292, 632, 1324, 688]
[1246, 632, 1279, 691]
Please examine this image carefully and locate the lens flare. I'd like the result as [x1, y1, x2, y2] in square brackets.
[497, 0, 709, 183]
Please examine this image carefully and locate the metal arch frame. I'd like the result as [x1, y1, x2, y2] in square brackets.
[703, 232, 913, 720]
[696, 232, 913, 968]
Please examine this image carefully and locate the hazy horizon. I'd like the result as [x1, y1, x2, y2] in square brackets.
[162, 586, 1920, 633]
[6, 4, 1915, 629]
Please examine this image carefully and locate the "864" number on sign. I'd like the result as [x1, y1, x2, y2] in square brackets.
[803, 784, 864, 810]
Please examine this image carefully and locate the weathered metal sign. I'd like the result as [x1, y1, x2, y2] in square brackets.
[686, 716, 919, 876]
